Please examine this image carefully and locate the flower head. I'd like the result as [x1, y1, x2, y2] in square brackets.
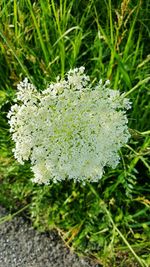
[8, 67, 131, 184]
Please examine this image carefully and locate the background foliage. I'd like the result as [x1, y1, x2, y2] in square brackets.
[0, 0, 150, 266]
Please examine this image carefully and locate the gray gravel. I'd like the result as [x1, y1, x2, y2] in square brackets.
[0, 206, 99, 267]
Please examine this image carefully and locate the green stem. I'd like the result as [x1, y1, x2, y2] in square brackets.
[125, 77, 150, 97]
[0, 204, 30, 225]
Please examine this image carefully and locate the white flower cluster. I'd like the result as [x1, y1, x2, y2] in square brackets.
[8, 67, 131, 184]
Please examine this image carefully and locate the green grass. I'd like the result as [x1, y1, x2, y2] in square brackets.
[0, 0, 150, 266]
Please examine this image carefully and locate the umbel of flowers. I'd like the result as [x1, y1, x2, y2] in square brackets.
[8, 67, 131, 184]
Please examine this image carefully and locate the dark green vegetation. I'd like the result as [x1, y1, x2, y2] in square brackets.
[0, 0, 150, 266]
